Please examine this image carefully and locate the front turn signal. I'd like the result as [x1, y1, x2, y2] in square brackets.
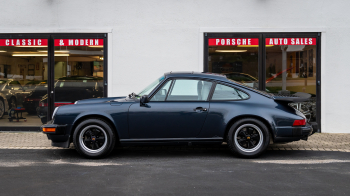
[43, 128, 56, 133]
[293, 119, 306, 126]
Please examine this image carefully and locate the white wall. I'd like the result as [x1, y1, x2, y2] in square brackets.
[0, 0, 349, 133]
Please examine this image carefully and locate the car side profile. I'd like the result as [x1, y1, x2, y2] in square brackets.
[41, 72, 314, 158]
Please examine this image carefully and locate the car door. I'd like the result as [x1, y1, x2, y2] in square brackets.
[128, 78, 213, 138]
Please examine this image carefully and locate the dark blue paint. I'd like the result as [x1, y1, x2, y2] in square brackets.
[43, 72, 310, 148]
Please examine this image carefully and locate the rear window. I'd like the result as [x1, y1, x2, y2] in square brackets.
[227, 79, 273, 97]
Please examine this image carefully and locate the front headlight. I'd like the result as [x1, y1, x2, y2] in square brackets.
[52, 107, 59, 119]
[74, 101, 78, 104]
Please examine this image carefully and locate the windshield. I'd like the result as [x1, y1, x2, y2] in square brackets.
[138, 76, 165, 97]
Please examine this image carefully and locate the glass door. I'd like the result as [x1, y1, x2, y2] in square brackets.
[265, 36, 318, 123]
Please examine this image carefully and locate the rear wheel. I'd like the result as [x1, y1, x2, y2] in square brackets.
[73, 118, 116, 158]
[227, 118, 269, 158]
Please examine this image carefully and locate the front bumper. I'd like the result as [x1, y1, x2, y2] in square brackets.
[41, 122, 70, 148]
[41, 123, 67, 135]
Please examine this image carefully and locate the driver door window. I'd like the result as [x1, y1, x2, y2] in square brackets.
[167, 79, 213, 101]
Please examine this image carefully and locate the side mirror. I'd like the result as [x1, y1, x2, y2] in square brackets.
[140, 95, 149, 106]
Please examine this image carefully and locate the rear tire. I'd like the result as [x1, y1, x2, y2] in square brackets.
[73, 118, 116, 158]
[227, 118, 270, 158]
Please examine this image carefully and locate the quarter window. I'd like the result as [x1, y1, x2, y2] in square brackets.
[212, 84, 249, 100]
[167, 79, 213, 101]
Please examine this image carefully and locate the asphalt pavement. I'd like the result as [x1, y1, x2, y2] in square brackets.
[0, 147, 349, 196]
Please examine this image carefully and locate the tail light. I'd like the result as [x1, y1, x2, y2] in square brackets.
[40, 102, 74, 107]
[293, 119, 306, 126]
[54, 102, 74, 107]
[25, 98, 41, 102]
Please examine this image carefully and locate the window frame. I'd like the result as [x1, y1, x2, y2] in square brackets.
[209, 82, 251, 102]
[148, 79, 174, 102]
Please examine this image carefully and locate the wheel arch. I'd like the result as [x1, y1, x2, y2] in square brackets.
[223, 115, 275, 142]
[70, 114, 120, 143]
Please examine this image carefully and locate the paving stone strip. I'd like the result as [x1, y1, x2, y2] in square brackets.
[0, 132, 349, 151]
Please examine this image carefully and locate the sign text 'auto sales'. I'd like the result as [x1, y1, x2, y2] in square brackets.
[209, 38, 316, 46]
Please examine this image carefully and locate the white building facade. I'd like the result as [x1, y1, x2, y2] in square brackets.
[0, 0, 348, 133]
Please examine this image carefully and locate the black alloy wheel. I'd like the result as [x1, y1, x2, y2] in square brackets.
[73, 118, 116, 158]
[79, 125, 107, 153]
[227, 118, 270, 158]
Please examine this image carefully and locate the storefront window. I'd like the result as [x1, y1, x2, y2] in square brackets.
[38, 38, 104, 124]
[0, 38, 48, 126]
[208, 38, 259, 89]
[265, 37, 317, 122]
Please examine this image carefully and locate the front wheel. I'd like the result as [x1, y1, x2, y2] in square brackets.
[227, 118, 270, 158]
[73, 118, 116, 158]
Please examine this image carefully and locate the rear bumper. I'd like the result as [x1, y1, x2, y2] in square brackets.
[41, 122, 70, 148]
[274, 123, 313, 143]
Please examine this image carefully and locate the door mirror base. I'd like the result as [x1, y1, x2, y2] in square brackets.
[140, 95, 149, 106]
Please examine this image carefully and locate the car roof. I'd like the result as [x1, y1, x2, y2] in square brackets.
[164, 71, 228, 82]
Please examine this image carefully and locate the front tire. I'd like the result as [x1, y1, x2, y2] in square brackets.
[227, 118, 270, 158]
[73, 118, 116, 158]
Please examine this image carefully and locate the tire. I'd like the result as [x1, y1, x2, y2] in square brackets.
[227, 118, 270, 158]
[0, 99, 4, 118]
[73, 118, 116, 158]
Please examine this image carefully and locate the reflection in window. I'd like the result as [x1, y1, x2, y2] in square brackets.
[212, 84, 249, 100]
[167, 79, 212, 101]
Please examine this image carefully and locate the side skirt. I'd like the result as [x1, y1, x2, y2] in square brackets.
[119, 137, 224, 146]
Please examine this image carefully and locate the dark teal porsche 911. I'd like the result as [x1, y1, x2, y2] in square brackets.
[42, 72, 314, 158]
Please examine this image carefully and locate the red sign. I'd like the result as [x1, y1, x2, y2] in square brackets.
[266, 38, 316, 45]
[208, 38, 259, 46]
[0, 39, 47, 46]
[54, 39, 103, 46]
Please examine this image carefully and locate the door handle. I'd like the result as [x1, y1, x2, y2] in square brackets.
[193, 107, 207, 112]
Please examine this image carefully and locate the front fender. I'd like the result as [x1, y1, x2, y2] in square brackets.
[54, 102, 130, 140]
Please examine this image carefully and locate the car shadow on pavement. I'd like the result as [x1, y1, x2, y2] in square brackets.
[45, 145, 350, 161]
